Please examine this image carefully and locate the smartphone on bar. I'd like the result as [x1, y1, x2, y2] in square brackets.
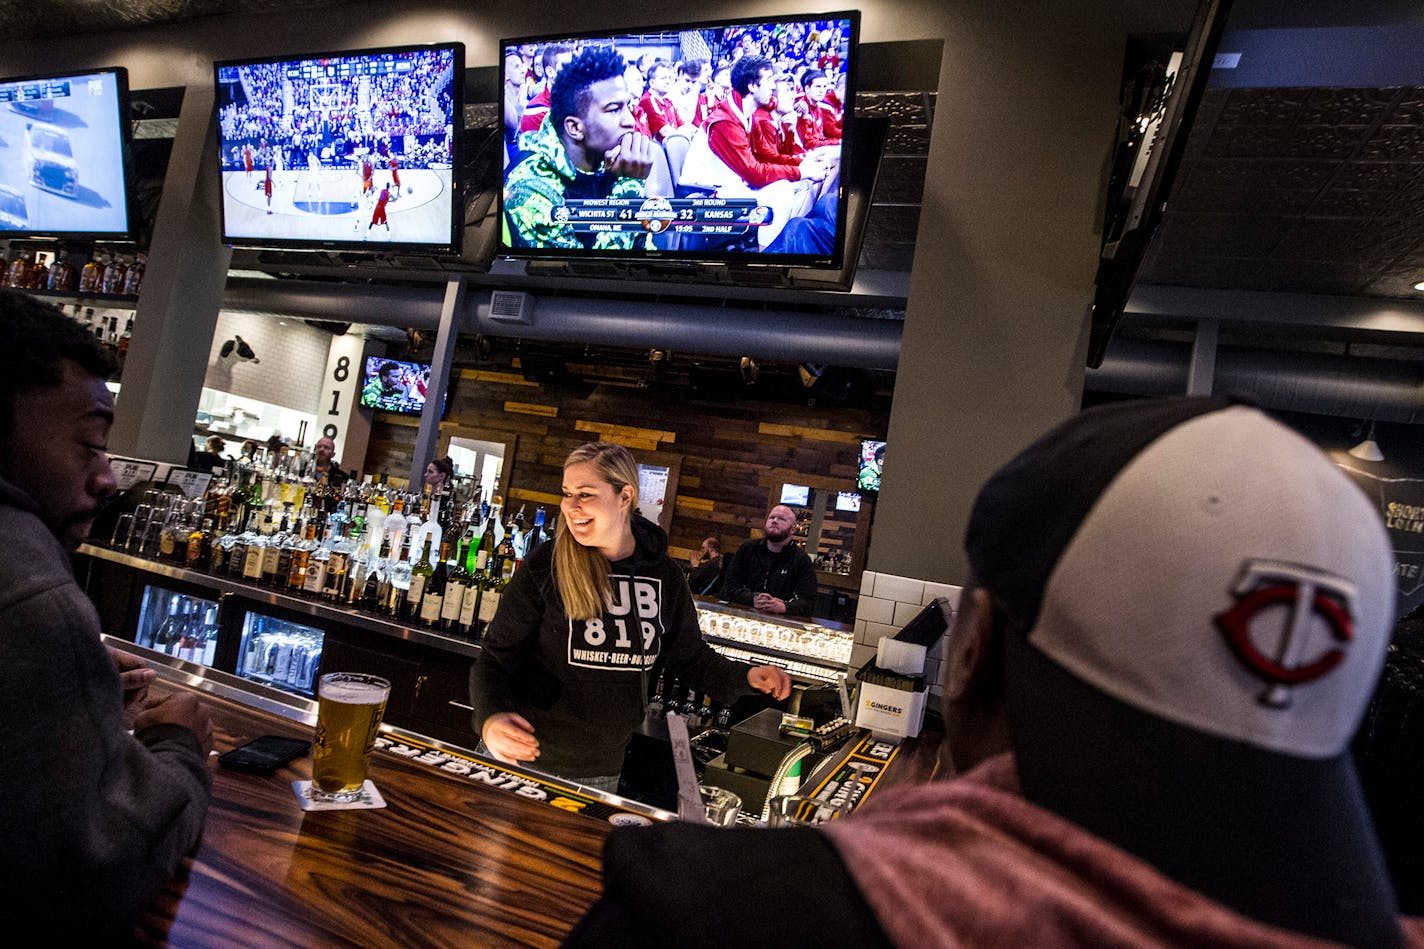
[217, 735, 311, 775]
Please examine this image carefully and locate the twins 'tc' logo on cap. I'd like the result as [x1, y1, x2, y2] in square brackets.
[1214, 560, 1356, 709]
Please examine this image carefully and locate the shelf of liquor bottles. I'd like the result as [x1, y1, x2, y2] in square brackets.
[2, 241, 146, 301]
[81, 543, 482, 659]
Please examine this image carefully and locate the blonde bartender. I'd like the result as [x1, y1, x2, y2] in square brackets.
[469, 442, 792, 791]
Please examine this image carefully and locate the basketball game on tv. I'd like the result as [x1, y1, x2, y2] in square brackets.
[500, 12, 857, 267]
[0, 67, 133, 239]
[214, 43, 462, 251]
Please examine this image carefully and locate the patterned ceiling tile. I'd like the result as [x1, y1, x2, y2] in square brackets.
[1154, 211, 1286, 258]
[1299, 87, 1401, 126]
[1216, 88, 1312, 127]
[1382, 87, 1424, 125]
[1358, 124, 1424, 161]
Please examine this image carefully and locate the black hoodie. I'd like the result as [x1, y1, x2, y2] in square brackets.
[469, 515, 752, 779]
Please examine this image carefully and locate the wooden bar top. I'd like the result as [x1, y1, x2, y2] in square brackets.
[130, 664, 943, 946]
[133, 675, 614, 948]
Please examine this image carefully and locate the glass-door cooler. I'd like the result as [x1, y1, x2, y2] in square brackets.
[234, 607, 326, 699]
[134, 582, 223, 668]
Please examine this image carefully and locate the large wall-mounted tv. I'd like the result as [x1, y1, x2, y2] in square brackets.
[0, 67, 135, 240]
[499, 12, 859, 269]
[214, 43, 463, 252]
[359, 356, 443, 416]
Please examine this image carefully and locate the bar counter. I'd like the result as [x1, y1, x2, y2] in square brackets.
[131, 666, 623, 947]
[124, 651, 942, 946]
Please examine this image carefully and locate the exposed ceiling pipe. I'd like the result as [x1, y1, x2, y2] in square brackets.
[222, 277, 902, 370]
[1090, 337, 1424, 423]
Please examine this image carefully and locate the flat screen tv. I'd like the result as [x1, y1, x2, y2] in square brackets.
[499, 11, 859, 268]
[779, 483, 811, 506]
[1086, 0, 1232, 367]
[857, 438, 884, 493]
[214, 42, 463, 252]
[0, 67, 135, 240]
[359, 356, 440, 416]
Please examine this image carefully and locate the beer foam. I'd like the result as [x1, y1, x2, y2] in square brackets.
[320, 679, 389, 704]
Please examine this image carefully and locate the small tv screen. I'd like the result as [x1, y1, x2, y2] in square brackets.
[857, 439, 884, 493]
[0, 67, 134, 240]
[779, 483, 810, 506]
[360, 356, 440, 416]
[500, 11, 859, 268]
[835, 491, 861, 513]
[214, 43, 463, 252]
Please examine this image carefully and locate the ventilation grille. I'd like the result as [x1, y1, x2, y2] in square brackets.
[489, 290, 533, 324]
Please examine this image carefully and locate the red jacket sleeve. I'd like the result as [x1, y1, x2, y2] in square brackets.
[708, 114, 801, 189]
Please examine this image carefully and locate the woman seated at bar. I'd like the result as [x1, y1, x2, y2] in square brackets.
[469, 442, 791, 792]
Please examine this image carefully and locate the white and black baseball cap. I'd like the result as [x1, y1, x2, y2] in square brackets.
[965, 396, 1401, 944]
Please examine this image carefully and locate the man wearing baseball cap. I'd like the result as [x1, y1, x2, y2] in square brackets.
[565, 397, 1420, 947]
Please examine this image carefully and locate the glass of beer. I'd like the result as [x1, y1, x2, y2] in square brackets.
[311, 672, 391, 803]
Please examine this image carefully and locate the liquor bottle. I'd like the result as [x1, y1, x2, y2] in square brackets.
[525, 506, 549, 559]
[287, 523, 316, 591]
[174, 599, 201, 663]
[361, 538, 390, 612]
[78, 254, 102, 293]
[47, 253, 72, 291]
[198, 605, 220, 666]
[382, 497, 407, 559]
[121, 253, 145, 295]
[476, 571, 505, 637]
[419, 541, 451, 628]
[118, 316, 134, 362]
[496, 526, 518, 582]
[473, 512, 497, 576]
[462, 514, 485, 575]
[227, 517, 251, 579]
[242, 531, 267, 582]
[456, 543, 480, 638]
[303, 529, 330, 596]
[323, 523, 354, 600]
[440, 540, 471, 633]
[185, 517, 213, 570]
[101, 255, 127, 294]
[386, 538, 412, 618]
[407, 535, 434, 620]
[146, 595, 183, 651]
[5, 253, 30, 289]
[209, 526, 232, 576]
[160, 598, 195, 657]
[343, 530, 370, 604]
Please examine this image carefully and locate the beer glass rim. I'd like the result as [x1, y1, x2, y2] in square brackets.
[319, 671, 391, 691]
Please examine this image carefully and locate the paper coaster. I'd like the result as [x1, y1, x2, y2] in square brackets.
[292, 779, 387, 811]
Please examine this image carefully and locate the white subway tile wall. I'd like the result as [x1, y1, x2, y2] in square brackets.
[852, 570, 962, 717]
[204, 311, 333, 414]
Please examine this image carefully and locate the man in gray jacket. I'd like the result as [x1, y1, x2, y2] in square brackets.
[0, 289, 212, 941]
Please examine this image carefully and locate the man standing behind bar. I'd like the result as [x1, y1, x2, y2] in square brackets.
[0, 289, 213, 941]
[722, 504, 816, 616]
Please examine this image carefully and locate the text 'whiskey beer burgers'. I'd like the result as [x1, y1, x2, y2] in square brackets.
[312, 672, 391, 801]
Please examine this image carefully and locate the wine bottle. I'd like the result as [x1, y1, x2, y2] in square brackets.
[407, 535, 434, 619]
[441, 539, 473, 633]
[418, 541, 450, 628]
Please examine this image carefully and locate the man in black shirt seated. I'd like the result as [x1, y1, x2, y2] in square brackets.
[722, 504, 816, 617]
